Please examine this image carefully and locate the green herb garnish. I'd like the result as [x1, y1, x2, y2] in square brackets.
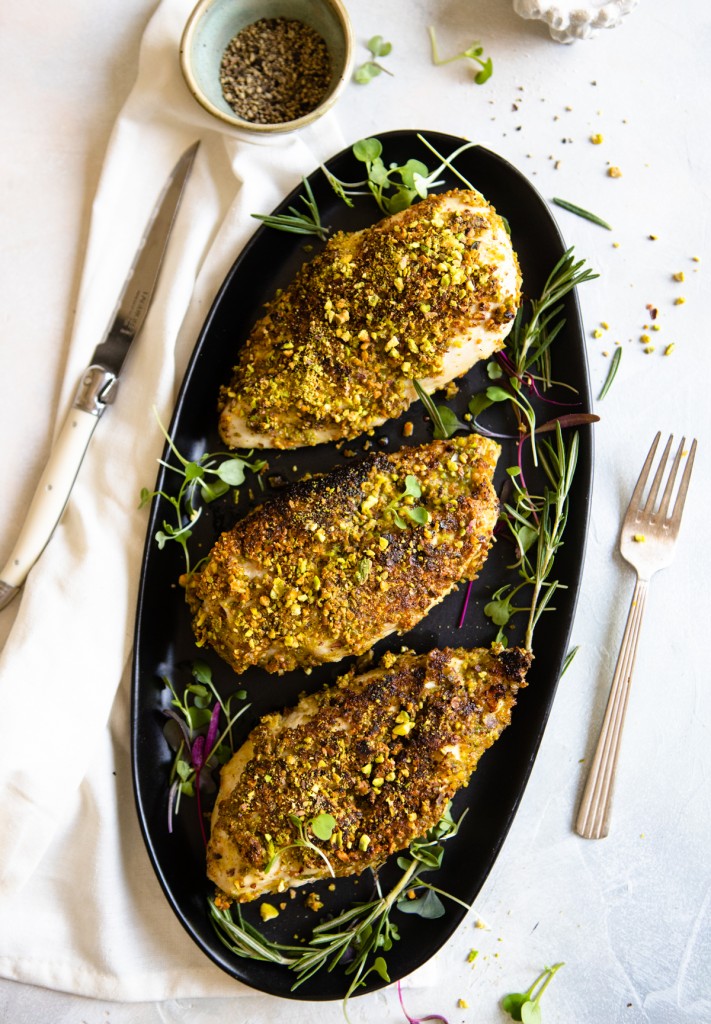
[552, 197, 612, 230]
[413, 380, 467, 439]
[501, 962, 564, 1022]
[386, 474, 431, 528]
[598, 346, 622, 400]
[163, 661, 249, 834]
[139, 412, 266, 573]
[353, 35, 393, 84]
[264, 814, 337, 878]
[484, 424, 578, 650]
[428, 25, 493, 84]
[210, 806, 467, 1011]
[560, 645, 579, 676]
[252, 177, 328, 240]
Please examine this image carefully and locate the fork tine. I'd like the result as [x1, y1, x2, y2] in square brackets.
[668, 438, 697, 525]
[626, 431, 660, 514]
[658, 436, 685, 519]
[643, 434, 673, 513]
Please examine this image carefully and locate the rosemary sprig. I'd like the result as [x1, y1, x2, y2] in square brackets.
[251, 177, 329, 240]
[210, 807, 467, 1009]
[508, 247, 599, 381]
[485, 424, 579, 649]
[598, 346, 622, 400]
[552, 197, 612, 230]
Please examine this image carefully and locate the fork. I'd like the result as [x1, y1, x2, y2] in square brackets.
[575, 432, 697, 840]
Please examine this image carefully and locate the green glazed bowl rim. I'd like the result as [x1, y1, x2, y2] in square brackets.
[179, 0, 354, 135]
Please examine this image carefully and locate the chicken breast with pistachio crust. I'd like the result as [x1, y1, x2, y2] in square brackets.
[208, 644, 531, 903]
[182, 434, 500, 677]
[218, 189, 520, 450]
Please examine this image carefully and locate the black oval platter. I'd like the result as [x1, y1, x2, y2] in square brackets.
[131, 130, 594, 1001]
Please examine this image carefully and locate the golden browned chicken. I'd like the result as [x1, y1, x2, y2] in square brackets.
[218, 189, 520, 450]
[207, 644, 531, 902]
[182, 434, 500, 676]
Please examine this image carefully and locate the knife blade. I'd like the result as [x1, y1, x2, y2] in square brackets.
[0, 141, 199, 611]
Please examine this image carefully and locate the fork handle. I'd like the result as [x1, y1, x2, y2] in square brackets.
[575, 577, 649, 839]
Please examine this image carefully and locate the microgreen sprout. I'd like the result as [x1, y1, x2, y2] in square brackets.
[210, 805, 467, 1011]
[139, 411, 265, 573]
[162, 661, 249, 837]
[252, 177, 329, 240]
[354, 35, 394, 84]
[501, 962, 565, 1022]
[320, 135, 478, 217]
[428, 26, 493, 84]
[386, 474, 431, 528]
[264, 813, 337, 878]
[413, 380, 467, 440]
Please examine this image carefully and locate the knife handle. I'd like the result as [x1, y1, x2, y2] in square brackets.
[0, 367, 115, 610]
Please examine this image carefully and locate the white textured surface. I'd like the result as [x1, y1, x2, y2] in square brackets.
[0, 1, 710, 1023]
[512, 0, 639, 43]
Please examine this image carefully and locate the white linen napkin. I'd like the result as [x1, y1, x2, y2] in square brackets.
[0, 0, 351, 997]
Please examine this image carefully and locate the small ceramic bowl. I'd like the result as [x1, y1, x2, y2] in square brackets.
[180, 0, 354, 136]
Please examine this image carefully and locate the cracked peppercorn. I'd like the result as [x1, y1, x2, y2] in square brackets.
[220, 17, 331, 124]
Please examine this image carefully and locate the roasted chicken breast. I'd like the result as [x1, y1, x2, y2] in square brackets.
[207, 645, 531, 902]
[182, 434, 500, 676]
[218, 189, 520, 450]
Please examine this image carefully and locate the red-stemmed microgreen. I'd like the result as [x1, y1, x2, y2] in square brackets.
[397, 980, 450, 1024]
[501, 962, 565, 1022]
[163, 662, 249, 835]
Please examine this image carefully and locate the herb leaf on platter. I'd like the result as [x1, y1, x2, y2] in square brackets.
[210, 806, 467, 1011]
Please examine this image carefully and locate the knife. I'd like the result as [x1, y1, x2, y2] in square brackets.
[0, 141, 199, 611]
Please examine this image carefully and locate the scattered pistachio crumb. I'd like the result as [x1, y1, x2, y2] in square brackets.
[260, 903, 279, 922]
[673, 271, 685, 282]
[608, 166, 623, 178]
[664, 343, 676, 356]
[590, 132, 604, 144]
[592, 328, 603, 339]
[612, 241, 620, 248]
[652, 324, 661, 331]
[467, 948, 479, 963]
[304, 892, 324, 913]
[674, 296, 686, 305]
[600, 321, 609, 329]
[644, 345, 655, 353]
[457, 999, 469, 1009]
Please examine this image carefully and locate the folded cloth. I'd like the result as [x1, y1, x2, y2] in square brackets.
[0, 0, 349, 997]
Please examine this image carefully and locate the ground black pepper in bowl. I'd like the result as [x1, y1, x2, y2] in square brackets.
[220, 17, 332, 125]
